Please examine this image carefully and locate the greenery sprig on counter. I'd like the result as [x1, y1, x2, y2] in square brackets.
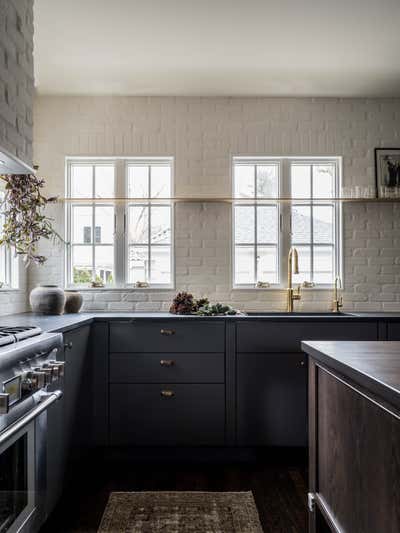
[169, 291, 241, 315]
[0, 174, 64, 265]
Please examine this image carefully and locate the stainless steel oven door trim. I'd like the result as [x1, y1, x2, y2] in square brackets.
[0, 391, 62, 447]
[0, 391, 62, 533]
[0, 419, 36, 533]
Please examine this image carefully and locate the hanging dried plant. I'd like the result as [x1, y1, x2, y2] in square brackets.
[0, 173, 64, 265]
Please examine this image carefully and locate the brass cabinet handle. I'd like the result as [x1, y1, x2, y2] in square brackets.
[300, 360, 305, 366]
[160, 390, 175, 398]
[160, 329, 175, 336]
[160, 359, 175, 367]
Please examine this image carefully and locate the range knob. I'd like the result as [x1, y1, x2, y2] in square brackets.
[24, 370, 46, 390]
[48, 360, 65, 378]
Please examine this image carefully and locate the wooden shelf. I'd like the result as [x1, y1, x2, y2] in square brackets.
[59, 197, 400, 204]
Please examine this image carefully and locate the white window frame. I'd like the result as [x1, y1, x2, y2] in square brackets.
[65, 157, 174, 289]
[232, 156, 342, 289]
[0, 191, 19, 289]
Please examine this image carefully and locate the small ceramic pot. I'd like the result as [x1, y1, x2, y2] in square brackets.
[29, 285, 66, 315]
[64, 290, 83, 314]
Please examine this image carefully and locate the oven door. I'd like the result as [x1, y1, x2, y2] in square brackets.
[0, 391, 62, 533]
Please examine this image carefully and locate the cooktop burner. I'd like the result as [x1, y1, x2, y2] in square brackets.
[0, 326, 42, 347]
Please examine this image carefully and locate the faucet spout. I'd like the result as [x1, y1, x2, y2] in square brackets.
[287, 247, 301, 312]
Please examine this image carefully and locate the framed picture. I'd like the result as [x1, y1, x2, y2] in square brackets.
[375, 148, 400, 197]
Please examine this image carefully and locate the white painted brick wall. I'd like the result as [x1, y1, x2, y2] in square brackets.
[0, 0, 33, 316]
[31, 96, 400, 312]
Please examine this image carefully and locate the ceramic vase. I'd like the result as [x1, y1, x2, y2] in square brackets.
[64, 290, 83, 313]
[29, 285, 66, 315]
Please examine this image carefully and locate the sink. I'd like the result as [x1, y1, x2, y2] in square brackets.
[245, 312, 358, 317]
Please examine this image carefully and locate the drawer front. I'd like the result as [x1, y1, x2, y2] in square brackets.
[387, 323, 400, 340]
[109, 384, 225, 445]
[110, 321, 225, 353]
[237, 320, 378, 352]
[109, 352, 225, 383]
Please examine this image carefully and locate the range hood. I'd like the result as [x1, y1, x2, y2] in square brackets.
[0, 145, 35, 175]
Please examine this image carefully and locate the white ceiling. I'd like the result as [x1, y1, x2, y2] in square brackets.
[34, 0, 400, 97]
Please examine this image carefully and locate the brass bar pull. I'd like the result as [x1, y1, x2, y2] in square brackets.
[160, 390, 175, 398]
[160, 359, 175, 367]
[160, 329, 175, 336]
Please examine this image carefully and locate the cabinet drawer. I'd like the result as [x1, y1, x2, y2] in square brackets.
[109, 352, 225, 383]
[237, 320, 378, 352]
[109, 384, 225, 445]
[110, 321, 225, 353]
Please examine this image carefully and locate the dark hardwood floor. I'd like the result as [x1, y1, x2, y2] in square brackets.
[41, 448, 308, 533]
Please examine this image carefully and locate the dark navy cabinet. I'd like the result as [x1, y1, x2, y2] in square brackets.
[236, 319, 379, 446]
[237, 352, 307, 446]
[109, 320, 226, 446]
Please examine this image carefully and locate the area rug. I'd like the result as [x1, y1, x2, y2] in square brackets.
[98, 491, 263, 532]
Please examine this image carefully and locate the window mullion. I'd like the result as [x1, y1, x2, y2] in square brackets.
[114, 159, 126, 287]
[280, 160, 291, 287]
[310, 166, 314, 283]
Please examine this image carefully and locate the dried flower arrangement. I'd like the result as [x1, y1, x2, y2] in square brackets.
[169, 291, 241, 316]
[0, 174, 64, 265]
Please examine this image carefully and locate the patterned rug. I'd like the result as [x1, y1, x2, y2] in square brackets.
[98, 491, 263, 532]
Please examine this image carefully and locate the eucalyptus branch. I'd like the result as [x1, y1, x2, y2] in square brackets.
[0, 173, 66, 265]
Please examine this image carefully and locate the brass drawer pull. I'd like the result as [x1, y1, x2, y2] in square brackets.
[160, 390, 175, 398]
[160, 359, 175, 367]
[160, 329, 175, 336]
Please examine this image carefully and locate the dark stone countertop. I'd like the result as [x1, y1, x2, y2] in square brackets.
[0, 311, 400, 334]
[302, 340, 400, 411]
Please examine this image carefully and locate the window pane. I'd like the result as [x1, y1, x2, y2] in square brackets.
[71, 165, 93, 198]
[291, 164, 311, 198]
[151, 166, 171, 198]
[95, 165, 115, 198]
[313, 164, 335, 198]
[314, 246, 334, 284]
[151, 206, 171, 244]
[128, 166, 149, 198]
[0, 246, 5, 284]
[257, 165, 278, 198]
[292, 205, 311, 243]
[235, 206, 255, 244]
[292, 245, 311, 285]
[314, 206, 333, 244]
[95, 206, 114, 244]
[129, 206, 149, 244]
[72, 206, 92, 244]
[257, 246, 278, 284]
[234, 165, 255, 198]
[150, 247, 171, 284]
[95, 246, 114, 284]
[235, 246, 255, 284]
[72, 246, 92, 284]
[128, 246, 149, 283]
[257, 205, 278, 243]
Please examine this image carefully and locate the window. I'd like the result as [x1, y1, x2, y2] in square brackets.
[66, 158, 173, 288]
[233, 157, 341, 288]
[0, 191, 18, 289]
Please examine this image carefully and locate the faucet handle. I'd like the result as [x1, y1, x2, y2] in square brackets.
[293, 284, 302, 299]
[302, 281, 315, 288]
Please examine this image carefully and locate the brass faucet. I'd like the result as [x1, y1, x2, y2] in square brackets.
[287, 247, 301, 312]
[332, 276, 343, 313]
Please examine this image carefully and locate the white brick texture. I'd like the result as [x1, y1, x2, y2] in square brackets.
[30, 96, 400, 312]
[0, 0, 33, 316]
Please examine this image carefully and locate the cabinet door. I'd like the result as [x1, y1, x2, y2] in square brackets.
[237, 352, 307, 446]
[387, 323, 400, 340]
[63, 326, 91, 462]
[237, 321, 378, 352]
[110, 384, 225, 446]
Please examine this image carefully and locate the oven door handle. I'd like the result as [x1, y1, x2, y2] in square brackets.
[0, 390, 63, 446]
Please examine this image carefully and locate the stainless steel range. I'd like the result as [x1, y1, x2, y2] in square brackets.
[0, 326, 64, 533]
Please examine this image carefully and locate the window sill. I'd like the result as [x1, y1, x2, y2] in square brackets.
[232, 285, 337, 291]
[0, 287, 21, 292]
[64, 286, 175, 292]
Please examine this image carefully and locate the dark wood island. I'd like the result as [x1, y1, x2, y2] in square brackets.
[302, 341, 400, 533]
